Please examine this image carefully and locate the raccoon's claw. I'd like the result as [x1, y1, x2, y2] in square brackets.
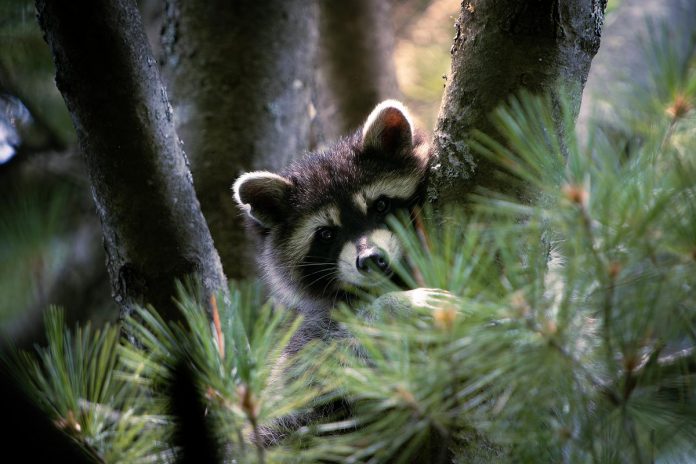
[405, 288, 458, 310]
[363, 288, 459, 322]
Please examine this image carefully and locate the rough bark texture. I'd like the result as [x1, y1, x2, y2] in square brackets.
[315, 0, 400, 142]
[430, 0, 606, 204]
[576, 0, 696, 148]
[162, 0, 317, 279]
[35, 0, 227, 322]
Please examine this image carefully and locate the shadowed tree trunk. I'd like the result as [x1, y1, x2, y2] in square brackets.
[162, 0, 318, 279]
[430, 0, 607, 205]
[35, 0, 227, 322]
[576, 0, 696, 150]
[315, 0, 400, 142]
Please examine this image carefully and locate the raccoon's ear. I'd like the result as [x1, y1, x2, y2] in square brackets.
[232, 171, 291, 227]
[362, 100, 413, 155]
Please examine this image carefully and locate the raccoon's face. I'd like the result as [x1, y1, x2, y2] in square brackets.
[233, 100, 430, 308]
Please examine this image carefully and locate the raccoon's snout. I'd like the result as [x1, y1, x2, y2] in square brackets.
[356, 248, 391, 274]
[338, 229, 402, 287]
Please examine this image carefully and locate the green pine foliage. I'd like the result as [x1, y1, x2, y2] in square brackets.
[4, 308, 167, 462]
[4, 25, 696, 464]
[118, 281, 323, 463]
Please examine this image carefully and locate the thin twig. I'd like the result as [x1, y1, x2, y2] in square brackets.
[210, 295, 225, 359]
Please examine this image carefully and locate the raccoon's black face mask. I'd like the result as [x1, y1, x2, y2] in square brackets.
[233, 100, 430, 307]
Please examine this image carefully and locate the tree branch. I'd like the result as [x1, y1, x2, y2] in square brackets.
[162, 0, 318, 278]
[35, 0, 227, 321]
[430, 0, 606, 205]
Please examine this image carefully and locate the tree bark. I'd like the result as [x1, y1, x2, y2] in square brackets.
[315, 0, 400, 142]
[35, 0, 227, 322]
[430, 0, 606, 204]
[576, 0, 696, 150]
[162, 0, 318, 279]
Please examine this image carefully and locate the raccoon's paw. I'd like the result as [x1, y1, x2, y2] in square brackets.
[363, 288, 458, 322]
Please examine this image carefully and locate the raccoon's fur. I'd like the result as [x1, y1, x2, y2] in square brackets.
[233, 100, 431, 356]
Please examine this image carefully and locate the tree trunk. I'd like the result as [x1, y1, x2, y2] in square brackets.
[35, 0, 227, 322]
[430, 0, 606, 204]
[315, 0, 400, 142]
[576, 0, 696, 150]
[161, 0, 317, 279]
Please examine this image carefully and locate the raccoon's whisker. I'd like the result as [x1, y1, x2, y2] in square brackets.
[319, 276, 336, 300]
[303, 256, 338, 262]
[298, 256, 334, 262]
[294, 262, 333, 269]
[324, 275, 342, 302]
[329, 278, 342, 309]
[304, 271, 340, 298]
[295, 257, 337, 269]
[300, 267, 337, 279]
[301, 268, 339, 291]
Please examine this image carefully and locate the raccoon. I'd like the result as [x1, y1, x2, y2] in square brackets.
[233, 100, 431, 355]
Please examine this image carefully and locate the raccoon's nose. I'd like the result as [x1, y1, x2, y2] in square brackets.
[356, 248, 390, 274]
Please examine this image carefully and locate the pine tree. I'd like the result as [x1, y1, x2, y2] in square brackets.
[4, 16, 696, 464]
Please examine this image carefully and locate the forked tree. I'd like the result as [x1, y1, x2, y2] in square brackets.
[36, 0, 606, 320]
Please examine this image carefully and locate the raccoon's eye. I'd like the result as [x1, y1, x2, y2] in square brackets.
[374, 197, 391, 215]
[316, 227, 335, 243]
